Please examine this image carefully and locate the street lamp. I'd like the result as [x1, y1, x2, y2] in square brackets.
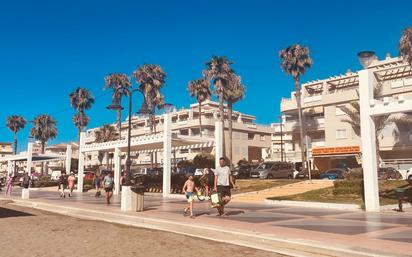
[357, 51, 375, 68]
[106, 96, 124, 140]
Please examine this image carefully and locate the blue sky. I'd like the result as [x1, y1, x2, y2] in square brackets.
[0, 0, 411, 151]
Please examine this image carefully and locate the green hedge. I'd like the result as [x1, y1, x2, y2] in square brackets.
[32, 181, 59, 188]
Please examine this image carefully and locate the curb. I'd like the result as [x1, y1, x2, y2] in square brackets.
[264, 199, 361, 211]
[7, 198, 398, 257]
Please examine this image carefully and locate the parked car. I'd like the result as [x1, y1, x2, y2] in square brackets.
[405, 167, 412, 181]
[378, 167, 402, 180]
[232, 164, 252, 179]
[50, 170, 62, 181]
[320, 168, 348, 180]
[250, 161, 294, 179]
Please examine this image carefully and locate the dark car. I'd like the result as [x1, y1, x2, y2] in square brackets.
[250, 161, 295, 179]
[320, 168, 347, 180]
[378, 167, 402, 180]
[232, 164, 252, 179]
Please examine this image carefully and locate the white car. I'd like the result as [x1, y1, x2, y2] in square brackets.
[406, 168, 412, 181]
[194, 169, 204, 176]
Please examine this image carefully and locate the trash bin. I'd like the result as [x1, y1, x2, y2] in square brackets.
[21, 188, 30, 199]
[131, 185, 145, 212]
[394, 188, 405, 212]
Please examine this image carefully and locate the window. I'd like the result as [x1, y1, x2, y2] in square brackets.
[260, 135, 265, 141]
[336, 129, 347, 139]
[335, 105, 345, 116]
[248, 133, 255, 140]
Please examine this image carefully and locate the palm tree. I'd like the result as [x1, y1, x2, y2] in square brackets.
[30, 114, 58, 175]
[94, 124, 118, 169]
[339, 87, 412, 166]
[72, 112, 90, 140]
[225, 72, 245, 168]
[279, 44, 312, 169]
[69, 87, 94, 141]
[203, 56, 233, 158]
[187, 78, 212, 138]
[133, 64, 166, 168]
[133, 64, 166, 132]
[399, 26, 412, 65]
[6, 115, 26, 155]
[104, 73, 132, 139]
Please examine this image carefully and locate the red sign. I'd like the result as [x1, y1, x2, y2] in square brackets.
[312, 146, 360, 156]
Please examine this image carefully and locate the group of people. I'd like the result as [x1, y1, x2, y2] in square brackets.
[2, 172, 31, 197]
[92, 172, 115, 205]
[58, 171, 76, 198]
[182, 157, 235, 218]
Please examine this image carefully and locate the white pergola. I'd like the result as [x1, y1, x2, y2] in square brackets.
[0, 146, 70, 176]
[359, 61, 412, 212]
[76, 113, 223, 210]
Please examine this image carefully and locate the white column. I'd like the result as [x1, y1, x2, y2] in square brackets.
[26, 142, 33, 176]
[359, 69, 380, 212]
[65, 144, 72, 174]
[7, 161, 12, 175]
[162, 112, 172, 197]
[113, 147, 121, 195]
[77, 132, 85, 193]
[215, 121, 223, 168]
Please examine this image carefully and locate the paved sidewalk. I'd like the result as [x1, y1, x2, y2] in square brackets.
[233, 180, 334, 203]
[2, 188, 412, 257]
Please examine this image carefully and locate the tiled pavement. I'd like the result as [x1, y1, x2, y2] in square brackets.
[3, 188, 412, 256]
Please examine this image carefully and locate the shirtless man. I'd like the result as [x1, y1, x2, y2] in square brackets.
[182, 175, 195, 218]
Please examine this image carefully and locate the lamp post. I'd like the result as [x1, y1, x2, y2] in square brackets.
[106, 96, 124, 140]
[107, 88, 150, 186]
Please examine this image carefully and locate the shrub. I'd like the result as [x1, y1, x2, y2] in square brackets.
[177, 160, 193, 168]
[32, 181, 59, 188]
[39, 176, 51, 182]
[84, 179, 93, 186]
[333, 179, 364, 196]
[347, 168, 363, 180]
[193, 153, 215, 169]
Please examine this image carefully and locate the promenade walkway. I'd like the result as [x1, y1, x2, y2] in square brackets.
[2, 188, 412, 257]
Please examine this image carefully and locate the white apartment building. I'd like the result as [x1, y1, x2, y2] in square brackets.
[84, 100, 275, 169]
[280, 54, 412, 172]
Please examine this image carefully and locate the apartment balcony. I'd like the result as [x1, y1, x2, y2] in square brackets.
[283, 117, 325, 132]
[271, 134, 292, 141]
[281, 90, 358, 112]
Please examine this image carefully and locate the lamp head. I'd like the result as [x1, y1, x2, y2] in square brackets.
[357, 51, 375, 68]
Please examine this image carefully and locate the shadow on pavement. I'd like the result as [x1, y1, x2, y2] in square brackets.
[0, 207, 34, 218]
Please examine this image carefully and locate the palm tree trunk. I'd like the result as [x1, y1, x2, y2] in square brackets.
[13, 132, 17, 175]
[13, 132, 17, 155]
[376, 138, 381, 170]
[228, 101, 233, 170]
[41, 142, 46, 175]
[150, 112, 154, 169]
[294, 77, 306, 170]
[199, 102, 203, 154]
[117, 109, 122, 140]
[105, 152, 110, 170]
[218, 81, 226, 158]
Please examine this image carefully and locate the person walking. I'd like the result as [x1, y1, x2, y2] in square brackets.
[67, 172, 75, 197]
[103, 172, 114, 204]
[58, 171, 68, 198]
[21, 172, 31, 189]
[182, 175, 195, 218]
[93, 173, 102, 197]
[213, 157, 235, 217]
[4, 173, 14, 197]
